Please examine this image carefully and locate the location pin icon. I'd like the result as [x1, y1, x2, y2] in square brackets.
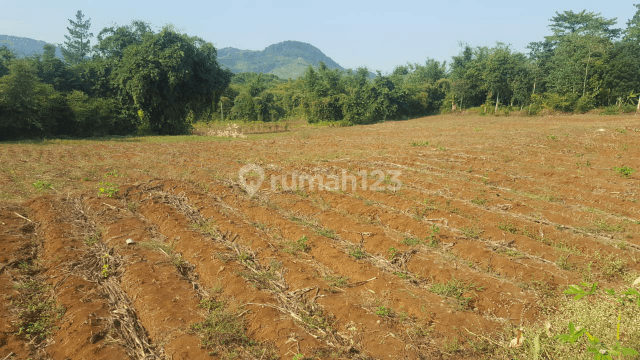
[238, 164, 265, 196]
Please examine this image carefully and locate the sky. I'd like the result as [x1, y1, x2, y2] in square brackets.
[1, 0, 637, 73]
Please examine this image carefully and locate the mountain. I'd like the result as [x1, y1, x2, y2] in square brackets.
[0, 35, 63, 59]
[217, 40, 344, 79]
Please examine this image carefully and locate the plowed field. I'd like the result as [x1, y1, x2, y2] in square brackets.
[1, 114, 639, 359]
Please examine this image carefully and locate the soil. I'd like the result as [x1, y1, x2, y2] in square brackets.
[0, 114, 639, 359]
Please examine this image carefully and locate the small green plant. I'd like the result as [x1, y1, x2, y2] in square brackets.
[85, 234, 100, 246]
[556, 283, 640, 359]
[547, 134, 557, 140]
[375, 305, 393, 317]
[349, 246, 366, 260]
[104, 170, 122, 178]
[97, 182, 119, 198]
[498, 222, 518, 234]
[102, 264, 109, 278]
[387, 247, 398, 260]
[471, 196, 487, 206]
[430, 277, 482, 310]
[126, 201, 139, 212]
[283, 235, 311, 254]
[191, 298, 275, 358]
[32, 180, 52, 191]
[411, 140, 430, 147]
[556, 255, 574, 270]
[614, 166, 635, 178]
[402, 236, 424, 246]
[315, 228, 337, 240]
[324, 275, 348, 288]
[13, 279, 65, 341]
[461, 226, 483, 239]
[101, 253, 110, 278]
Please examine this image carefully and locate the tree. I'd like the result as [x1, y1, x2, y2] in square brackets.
[111, 27, 231, 134]
[548, 10, 621, 41]
[624, 4, 640, 43]
[602, 41, 640, 105]
[0, 60, 60, 139]
[36, 44, 75, 91]
[94, 20, 152, 59]
[61, 10, 93, 63]
[0, 45, 15, 77]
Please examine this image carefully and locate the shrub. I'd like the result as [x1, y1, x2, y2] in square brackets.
[575, 95, 595, 114]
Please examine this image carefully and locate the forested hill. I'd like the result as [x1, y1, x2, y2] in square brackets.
[0, 35, 63, 58]
[218, 40, 344, 79]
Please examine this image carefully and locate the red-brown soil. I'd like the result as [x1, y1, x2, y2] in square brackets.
[0, 114, 639, 359]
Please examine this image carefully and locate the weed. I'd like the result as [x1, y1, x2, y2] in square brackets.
[12, 278, 65, 342]
[283, 235, 311, 255]
[126, 201, 139, 212]
[84, 232, 100, 246]
[315, 228, 337, 240]
[430, 277, 482, 310]
[411, 140, 430, 147]
[101, 253, 110, 278]
[375, 305, 393, 317]
[97, 182, 119, 198]
[547, 134, 557, 140]
[103, 170, 122, 178]
[324, 275, 348, 288]
[191, 219, 219, 237]
[471, 196, 487, 206]
[402, 236, 424, 246]
[461, 226, 483, 239]
[498, 222, 518, 234]
[614, 166, 635, 178]
[348, 246, 367, 260]
[191, 298, 276, 358]
[387, 247, 399, 260]
[556, 255, 574, 270]
[593, 219, 624, 234]
[32, 180, 52, 191]
[555, 283, 640, 359]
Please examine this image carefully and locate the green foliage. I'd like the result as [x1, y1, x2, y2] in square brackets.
[191, 298, 276, 358]
[283, 235, 311, 254]
[111, 27, 231, 134]
[430, 277, 482, 310]
[556, 283, 640, 359]
[12, 278, 65, 342]
[0, 60, 61, 139]
[614, 166, 635, 178]
[61, 10, 93, 64]
[32, 180, 52, 191]
[97, 182, 119, 198]
[348, 246, 366, 259]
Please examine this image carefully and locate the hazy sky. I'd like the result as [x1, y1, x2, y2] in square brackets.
[1, 0, 637, 73]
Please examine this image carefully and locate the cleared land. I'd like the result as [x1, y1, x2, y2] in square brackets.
[1, 114, 639, 359]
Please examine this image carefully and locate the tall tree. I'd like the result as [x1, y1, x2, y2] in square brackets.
[111, 27, 231, 134]
[93, 20, 152, 59]
[548, 10, 621, 41]
[0, 45, 15, 77]
[61, 10, 93, 63]
[624, 4, 640, 42]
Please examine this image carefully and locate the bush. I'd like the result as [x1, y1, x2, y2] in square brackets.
[543, 93, 579, 112]
[0, 61, 61, 140]
[64, 91, 136, 137]
[574, 95, 595, 113]
[307, 95, 343, 123]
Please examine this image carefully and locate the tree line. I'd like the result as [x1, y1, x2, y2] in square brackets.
[1, 7, 640, 140]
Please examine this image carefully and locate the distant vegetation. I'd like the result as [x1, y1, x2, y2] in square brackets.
[2, 6, 640, 140]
